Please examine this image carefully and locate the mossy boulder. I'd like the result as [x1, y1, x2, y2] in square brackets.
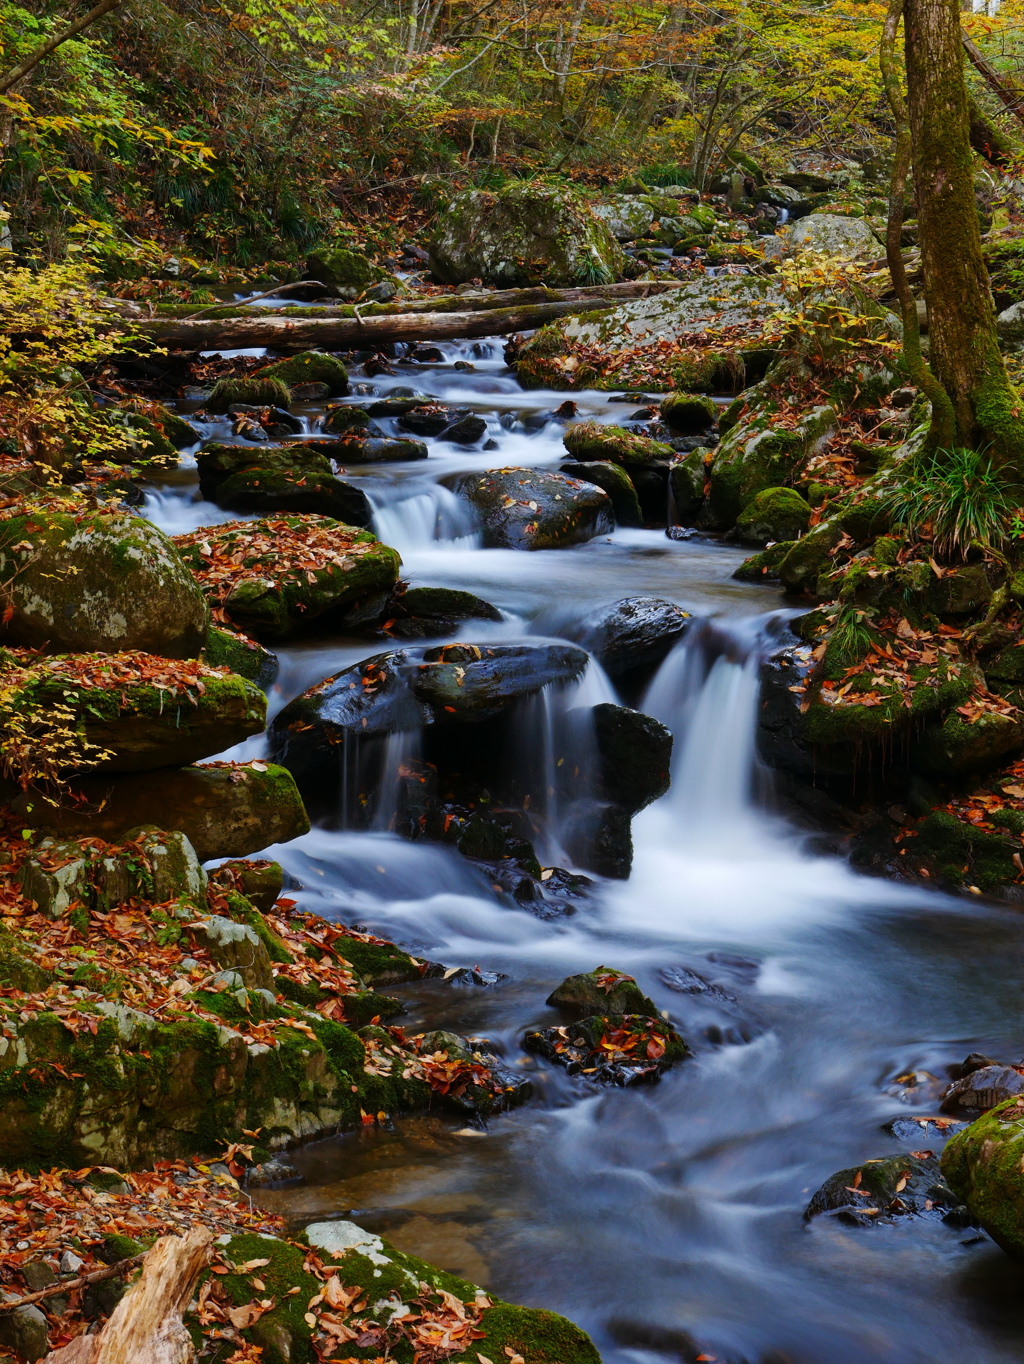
[525, 1013, 689, 1084]
[546, 966, 658, 1017]
[200, 1223, 601, 1364]
[660, 392, 719, 433]
[787, 212, 882, 260]
[3, 655, 266, 772]
[206, 376, 292, 413]
[669, 450, 709, 524]
[383, 584, 503, 638]
[734, 486, 812, 548]
[16, 761, 310, 861]
[941, 1096, 1024, 1255]
[562, 421, 674, 466]
[733, 539, 794, 582]
[428, 181, 626, 287]
[805, 1152, 957, 1224]
[201, 626, 279, 688]
[911, 709, 1024, 778]
[307, 245, 392, 296]
[777, 521, 847, 594]
[209, 861, 285, 916]
[512, 274, 778, 391]
[257, 350, 349, 395]
[560, 460, 643, 526]
[439, 467, 613, 549]
[0, 505, 209, 657]
[98, 407, 178, 464]
[195, 443, 372, 526]
[911, 810, 1021, 893]
[173, 515, 401, 641]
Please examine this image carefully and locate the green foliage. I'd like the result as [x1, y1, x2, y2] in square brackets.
[882, 445, 1013, 563]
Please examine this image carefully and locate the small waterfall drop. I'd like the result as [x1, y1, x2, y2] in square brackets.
[369, 483, 481, 554]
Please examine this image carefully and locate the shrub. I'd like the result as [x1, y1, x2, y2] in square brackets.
[881, 445, 1012, 563]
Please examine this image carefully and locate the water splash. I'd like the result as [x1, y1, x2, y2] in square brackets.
[369, 483, 481, 554]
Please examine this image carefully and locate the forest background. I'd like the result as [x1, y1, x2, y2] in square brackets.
[2, 0, 1023, 283]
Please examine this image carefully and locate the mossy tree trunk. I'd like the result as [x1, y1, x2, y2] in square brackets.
[904, 0, 1024, 471]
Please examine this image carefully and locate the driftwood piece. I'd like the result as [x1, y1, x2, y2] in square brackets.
[40, 1227, 212, 1364]
[132, 282, 684, 351]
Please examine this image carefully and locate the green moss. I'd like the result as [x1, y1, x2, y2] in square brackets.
[913, 809, 1019, 891]
[0, 931, 52, 992]
[337, 938, 421, 986]
[660, 391, 718, 433]
[734, 486, 811, 547]
[102, 1233, 147, 1260]
[563, 422, 673, 466]
[206, 376, 292, 413]
[733, 539, 796, 582]
[941, 1097, 1024, 1255]
[258, 351, 349, 394]
[307, 246, 384, 292]
[201, 626, 279, 687]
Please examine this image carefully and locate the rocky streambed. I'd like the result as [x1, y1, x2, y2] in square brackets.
[4, 307, 1024, 1364]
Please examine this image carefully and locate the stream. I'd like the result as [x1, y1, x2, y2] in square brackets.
[145, 338, 1024, 1364]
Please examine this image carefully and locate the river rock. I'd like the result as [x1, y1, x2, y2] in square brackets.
[940, 1064, 1024, 1117]
[560, 461, 643, 526]
[910, 709, 1024, 779]
[306, 245, 395, 297]
[208, 858, 284, 912]
[786, 212, 882, 259]
[187, 914, 275, 991]
[564, 596, 691, 678]
[563, 421, 675, 466]
[173, 515, 401, 640]
[805, 1152, 959, 1225]
[0, 1304, 48, 1362]
[206, 375, 292, 413]
[524, 1013, 689, 1084]
[0, 504, 209, 657]
[996, 300, 1024, 345]
[410, 1028, 532, 1114]
[381, 584, 503, 638]
[512, 274, 780, 391]
[195, 443, 371, 526]
[734, 486, 812, 547]
[201, 626, 279, 687]
[16, 761, 310, 860]
[941, 1095, 1024, 1254]
[547, 966, 658, 1016]
[592, 701, 673, 812]
[660, 392, 719, 434]
[590, 194, 655, 241]
[257, 350, 349, 394]
[414, 641, 589, 718]
[332, 435, 429, 462]
[428, 181, 626, 287]
[4, 653, 266, 772]
[439, 467, 613, 549]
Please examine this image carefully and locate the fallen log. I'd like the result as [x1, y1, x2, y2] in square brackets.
[40, 1227, 212, 1364]
[135, 294, 652, 351]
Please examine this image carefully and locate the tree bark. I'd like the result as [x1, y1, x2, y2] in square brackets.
[134, 285, 684, 350]
[904, 0, 1024, 468]
[40, 1228, 212, 1364]
[0, 0, 121, 95]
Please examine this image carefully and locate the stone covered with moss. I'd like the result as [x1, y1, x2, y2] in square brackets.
[941, 1096, 1024, 1255]
[201, 626, 279, 688]
[17, 761, 310, 861]
[4, 655, 266, 772]
[428, 181, 626, 288]
[257, 350, 349, 394]
[307, 245, 395, 296]
[195, 442, 372, 526]
[562, 421, 674, 466]
[562, 460, 643, 526]
[0, 504, 209, 658]
[734, 485, 812, 547]
[206, 375, 292, 413]
[546, 965, 658, 1016]
[439, 467, 613, 550]
[173, 515, 401, 640]
[201, 1222, 601, 1364]
[805, 1152, 957, 1224]
[660, 391, 719, 433]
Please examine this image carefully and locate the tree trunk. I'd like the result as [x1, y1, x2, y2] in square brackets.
[904, 0, 1024, 468]
[40, 1228, 212, 1364]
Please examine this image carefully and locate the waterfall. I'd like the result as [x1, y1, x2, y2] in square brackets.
[368, 483, 481, 554]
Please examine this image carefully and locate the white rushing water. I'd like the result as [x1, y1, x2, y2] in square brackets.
[143, 339, 1024, 1364]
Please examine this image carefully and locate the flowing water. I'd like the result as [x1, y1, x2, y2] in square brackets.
[144, 338, 1024, 1363]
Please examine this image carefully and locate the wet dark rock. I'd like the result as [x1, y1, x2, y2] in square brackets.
[940, 1064, 1024, 1117]
[208, 858, 284, 913]
[666, 526, 699, 541]
[441, 413, 488, 445]
[560, 461, 643, 527]
[333, 436, 429, 463]
[246, 1156, 302, 1187]
[547, 966, 658, 1017]
[447, 967, 510, 987]
[659, 966, 737, 1003]
[411, 1029, 532, 1114]
[560, 800, 634, 880]
[380, 584, 502, 639]
[413, 641, 589, 721]
[524, 1013, 689, 1085]
[593, 703, 673, 814]
[563, 597, 691, 680]
[366, 396, 431, 417]
[399, 406, 460, 437]
[805, 1152, 960, 1225]
[439, 467, 614, 550]
[950, 1052, 1003, 1080]
[883, 1115, 968, 1143]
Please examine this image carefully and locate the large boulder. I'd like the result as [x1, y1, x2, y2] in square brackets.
[560, 461, 643, 526]
[173, 515, 401, 640]
[805, 1152, 958, 1225]
[15, 761, 310, 860]
[0, 503, 208, 657]
[941, 1096, 1024, 1254]
[547, 965, 658, 1016]
[439, 467, 613, 549]
[428, 181, 626, 287]
[734, 486, 812, 547]
[256, 350, 349, 394]
[786, 212, 882, 260]
[195, 443, 372, 526]
[511, 274, 780, 391]
[590, 194, 655, 241]
[1, 652, 265, 773]
[305, 245, 396, 297]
